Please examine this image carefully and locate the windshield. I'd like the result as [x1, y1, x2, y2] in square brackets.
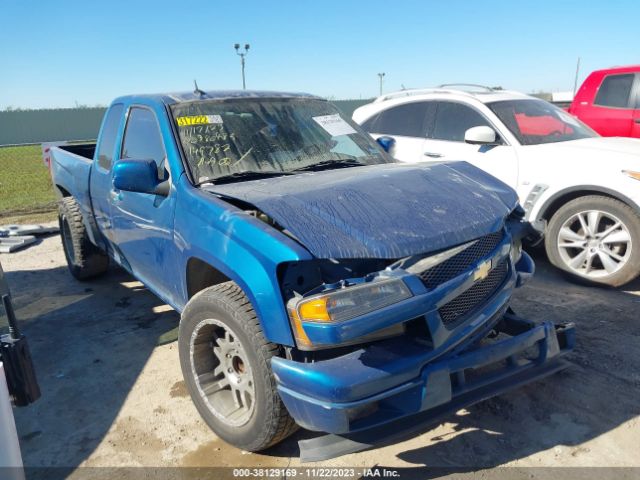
[170, 98, 394, 183]
[487, 99, 597, 146]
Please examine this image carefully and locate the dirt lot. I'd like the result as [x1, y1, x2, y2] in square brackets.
[2, 232, 639, 478]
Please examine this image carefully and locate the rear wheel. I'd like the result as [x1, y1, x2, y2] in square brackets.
[179, 282, 297, 451]
[545, 195, 640, 287]
[58, 197, 109, 280]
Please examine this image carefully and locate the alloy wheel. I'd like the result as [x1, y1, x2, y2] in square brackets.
[556, 209, 632, 278]
[189, 319, 256, 427]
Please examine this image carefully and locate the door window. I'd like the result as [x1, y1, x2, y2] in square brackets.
[432, 102, 492, 142]
[366, 102, 433, 137]
[121, 107, 167, 178]
[594, 74, 634, 108]
[96, 104, 124, 170]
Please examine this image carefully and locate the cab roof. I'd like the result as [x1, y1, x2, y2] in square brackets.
[590, 65, 640, 76]
[113, 90, 321, 106]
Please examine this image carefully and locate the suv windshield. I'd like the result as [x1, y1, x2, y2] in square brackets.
[171, 97, 393, 183]
[487, 99, 597, 145]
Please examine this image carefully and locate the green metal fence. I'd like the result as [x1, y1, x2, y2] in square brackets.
[334, 99, 372, 118]
[0, 100, 372, 146]
[0, 108, 107, 146]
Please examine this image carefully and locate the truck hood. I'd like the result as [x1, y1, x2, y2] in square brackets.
[206, 162, 518, 259]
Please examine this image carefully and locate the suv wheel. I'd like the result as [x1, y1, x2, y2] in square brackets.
[545, 195, 640, 287]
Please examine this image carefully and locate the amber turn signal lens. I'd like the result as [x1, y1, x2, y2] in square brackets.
[297, 297, 331, 322]
[288, 308, 313, 348]
[622, 170, 640, 181]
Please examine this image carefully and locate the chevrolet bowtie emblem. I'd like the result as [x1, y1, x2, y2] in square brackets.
[474, 259, 492, 281]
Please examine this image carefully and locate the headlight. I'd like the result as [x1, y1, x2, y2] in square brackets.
[296, 279, 412, 323]
[287, 278, 412, 348]
[622, 170, 640, 181]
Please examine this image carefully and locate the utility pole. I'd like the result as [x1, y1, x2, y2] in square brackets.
[234, 43, 250, 90]
[573, 57, 581, 97]
[377, 72, 385, 96]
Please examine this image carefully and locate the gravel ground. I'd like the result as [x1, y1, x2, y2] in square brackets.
[2, 232, 639, 479]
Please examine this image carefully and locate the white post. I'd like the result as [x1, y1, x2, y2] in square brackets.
[573, 57, 581, 96]
[0, 363, 25, 480]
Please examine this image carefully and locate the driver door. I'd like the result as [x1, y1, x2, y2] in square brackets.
[110, 106, 178, 304]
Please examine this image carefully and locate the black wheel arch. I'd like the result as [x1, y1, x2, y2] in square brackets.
[186, 256, 231, 299]
[54, 184, 72, 198]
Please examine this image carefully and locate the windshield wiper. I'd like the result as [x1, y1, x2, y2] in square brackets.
[290, 159, 365, 172]
[196, 159, 366, 186]
[196, 170, 295, 186]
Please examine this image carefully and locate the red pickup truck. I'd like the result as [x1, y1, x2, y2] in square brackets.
[568, 65, 640, 138]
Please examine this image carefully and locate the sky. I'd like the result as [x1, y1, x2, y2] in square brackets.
[0, 0, 638, 110]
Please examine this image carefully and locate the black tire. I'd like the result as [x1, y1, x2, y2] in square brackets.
[179, 282, 297, 451]
[58, 197, 109, 280]
[545, 195, 640, 287]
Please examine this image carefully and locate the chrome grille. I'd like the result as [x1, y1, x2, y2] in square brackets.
[418, 231, 504, 289]
[438, 259, 509, 327]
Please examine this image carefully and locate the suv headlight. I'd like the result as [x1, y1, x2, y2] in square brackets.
[287, 278, 412, 349]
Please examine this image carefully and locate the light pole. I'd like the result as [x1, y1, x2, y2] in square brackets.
[234, 43, 250, 90]
[573, 57, 581, 97]
[377, 72, 385, 96]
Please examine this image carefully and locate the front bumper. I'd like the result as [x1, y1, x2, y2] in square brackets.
[272, 312, 574, 455]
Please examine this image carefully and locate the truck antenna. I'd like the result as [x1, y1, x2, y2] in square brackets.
[193, 80, 205, 97]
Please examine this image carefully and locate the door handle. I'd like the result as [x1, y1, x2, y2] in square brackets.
[634, 118, 640, 124]
[424, 152, 443, 158]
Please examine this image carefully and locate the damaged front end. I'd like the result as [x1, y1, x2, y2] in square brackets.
[208, 167, 572, 459]
[271, 214, 574, 459]
[278, 212, 535, 354]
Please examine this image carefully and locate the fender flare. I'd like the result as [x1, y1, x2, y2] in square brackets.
[179, 248, 297, 347]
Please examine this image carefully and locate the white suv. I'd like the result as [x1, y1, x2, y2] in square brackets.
[353, 85, 640, 286]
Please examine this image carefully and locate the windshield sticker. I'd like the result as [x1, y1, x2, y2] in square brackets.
[177, 114, 224, 127]
[312, 114, 357, 137]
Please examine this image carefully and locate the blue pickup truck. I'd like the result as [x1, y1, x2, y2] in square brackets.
[48, 90, 574, 460]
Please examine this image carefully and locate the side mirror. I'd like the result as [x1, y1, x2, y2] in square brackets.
[113, 159, 168, 196]
[464, 126, 497, 145]
[376, 136, 396, 153]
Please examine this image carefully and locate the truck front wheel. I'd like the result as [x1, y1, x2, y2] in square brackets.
[58, 197, 109, 280]
[179, 282, 297, 451]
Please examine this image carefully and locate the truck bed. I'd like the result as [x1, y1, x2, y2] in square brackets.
[58, 143, 96, 160]
[49, 143, 97, 236]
